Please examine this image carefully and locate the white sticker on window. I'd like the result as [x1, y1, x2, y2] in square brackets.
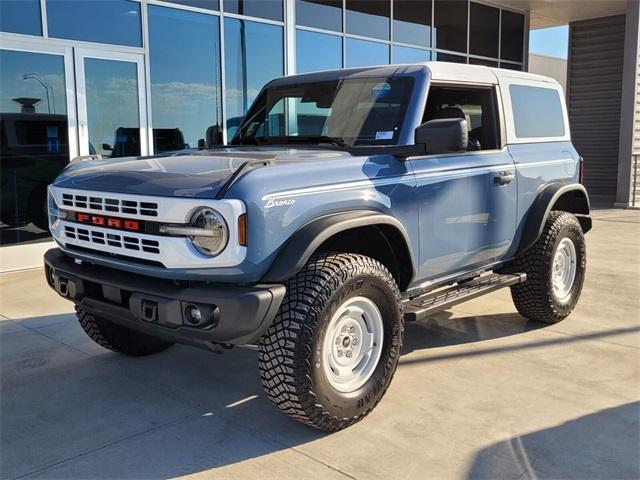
[375, 131, 394, 140]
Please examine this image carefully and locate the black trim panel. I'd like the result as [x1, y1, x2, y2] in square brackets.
[516, 182, 591, 256]
[262, 210, 416, 283]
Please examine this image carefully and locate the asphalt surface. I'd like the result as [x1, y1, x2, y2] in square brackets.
[1, 208, 638, 479]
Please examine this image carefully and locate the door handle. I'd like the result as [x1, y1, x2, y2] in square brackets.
[494, 172, 515, 186]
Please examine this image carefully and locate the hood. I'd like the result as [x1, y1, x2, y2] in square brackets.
[53, 147, 350, 198]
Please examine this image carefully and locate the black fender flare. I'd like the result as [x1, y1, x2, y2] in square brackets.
[515, 182, 591, 256]
[261, 210, 416, 283]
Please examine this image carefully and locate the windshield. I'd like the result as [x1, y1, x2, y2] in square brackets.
[231, 76, 414, 148]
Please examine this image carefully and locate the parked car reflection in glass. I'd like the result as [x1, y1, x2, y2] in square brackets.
[0, 98, 69, 244]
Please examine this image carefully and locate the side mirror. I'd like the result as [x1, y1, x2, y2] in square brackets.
[101, 143, 113, 151]
[415, 118, 468, 155]
[206, 125, 224, 148]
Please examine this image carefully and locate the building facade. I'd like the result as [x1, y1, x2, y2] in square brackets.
[0, 0, 528, 268]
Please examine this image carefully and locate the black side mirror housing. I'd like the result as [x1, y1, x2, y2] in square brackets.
[206, 125, 224, 148]
[415, 118, 468, 155]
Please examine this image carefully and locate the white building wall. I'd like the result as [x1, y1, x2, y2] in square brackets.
[528, 53, 567, 93]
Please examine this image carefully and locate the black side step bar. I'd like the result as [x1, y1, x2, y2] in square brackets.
[402, 273, 526, 322]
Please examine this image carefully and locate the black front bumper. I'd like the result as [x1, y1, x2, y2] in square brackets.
[44, 249, 286, 347]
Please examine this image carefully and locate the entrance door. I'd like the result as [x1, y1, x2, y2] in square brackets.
[0, 40, 77, 271]
[74, 49, 148, 158]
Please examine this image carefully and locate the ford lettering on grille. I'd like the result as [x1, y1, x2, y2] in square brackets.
[75, 212, 141, 232]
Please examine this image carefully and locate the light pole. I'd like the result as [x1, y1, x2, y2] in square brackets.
[22, 73, 55, 114]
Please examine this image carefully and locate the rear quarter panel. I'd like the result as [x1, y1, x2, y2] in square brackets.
[496, 73, 581, 256]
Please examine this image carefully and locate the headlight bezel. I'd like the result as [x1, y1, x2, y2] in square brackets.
[187, 207, 229, 257]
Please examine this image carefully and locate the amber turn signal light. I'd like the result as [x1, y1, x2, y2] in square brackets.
[238, 213, 247, 246]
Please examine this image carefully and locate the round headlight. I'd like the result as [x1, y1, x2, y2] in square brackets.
[189, 207, 228, 256]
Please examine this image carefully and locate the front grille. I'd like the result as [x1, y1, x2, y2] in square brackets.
[61, 193, 158, 217]
[64, 225, 160, 254]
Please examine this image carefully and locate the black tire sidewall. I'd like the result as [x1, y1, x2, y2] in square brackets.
[548, 219, 586, 315]
[309, 272, 403, 420]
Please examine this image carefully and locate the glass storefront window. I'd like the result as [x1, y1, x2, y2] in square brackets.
[0, 0, 42, 36]
[46, 0, 142, 47]
[469, 57, 498, 67]
[0, 49, 69, 245]
[346, 38, 389, 68]
[296, 30, 342, 74]
[148, 6, 222, 153]
[501, 10, 525, 62]
[393, 46, 430, 64]
[224, 18, 284, 138]
[83, 58, 141, 158]
[296, 0, 342, 32]
[346, 0, 390, 41]
[393, 0, 431, 47]
[433, 0, 467, 54]
[469, 2, 499, 59]
[224, 0, 283, 22]
[436, 51, 467, 63]
[500, 62, 523, 71]
[166, 0, 219, 10]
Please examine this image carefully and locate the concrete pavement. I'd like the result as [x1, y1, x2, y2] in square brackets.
[1, 208, 639, 479]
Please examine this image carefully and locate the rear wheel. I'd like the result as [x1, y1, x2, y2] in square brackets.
[258, 252, 404, 431]
[510, 211, 586, 323]
[76, 307, 174, 356]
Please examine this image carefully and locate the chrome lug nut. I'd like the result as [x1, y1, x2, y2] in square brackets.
[346, 350, 352, 358]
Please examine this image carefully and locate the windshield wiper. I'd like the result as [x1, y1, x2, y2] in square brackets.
[312, 136, 349, 148]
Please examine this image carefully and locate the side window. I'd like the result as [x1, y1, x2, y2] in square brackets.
[423, 85, 500, 151]
[509, 84, 565, 139]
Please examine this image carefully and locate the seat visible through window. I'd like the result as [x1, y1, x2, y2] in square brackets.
[423, 86, 499, 151]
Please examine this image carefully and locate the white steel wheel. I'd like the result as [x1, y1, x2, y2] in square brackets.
[552, 237, 577, 303]
[322, 296, 384, 393]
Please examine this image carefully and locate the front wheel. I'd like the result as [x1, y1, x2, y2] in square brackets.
[258, 253, 404, 432]
[510, 211, 587, 323]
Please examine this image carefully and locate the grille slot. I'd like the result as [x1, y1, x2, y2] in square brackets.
[64, 225, 161, 255]
[61, 193, 158, 217]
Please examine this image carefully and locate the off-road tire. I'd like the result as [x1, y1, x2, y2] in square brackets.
[258, 252, 404, 432]
[510, 211, 586, 323]
[76, 307, 174, 356]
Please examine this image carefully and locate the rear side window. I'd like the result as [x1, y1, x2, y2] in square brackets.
[509, 84, 565, 139]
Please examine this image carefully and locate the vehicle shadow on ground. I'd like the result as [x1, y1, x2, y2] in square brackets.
[465, 401, 640, 479]
[401, 311, 546, 357]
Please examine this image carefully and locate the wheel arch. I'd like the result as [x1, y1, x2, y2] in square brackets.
[261, 210, 416, 291]
[515, 182, 591, 257]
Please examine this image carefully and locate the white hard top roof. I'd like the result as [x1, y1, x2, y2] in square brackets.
[423, 61, 561, 86]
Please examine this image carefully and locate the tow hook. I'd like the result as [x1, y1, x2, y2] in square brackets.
[58, 278, 69, 297]
[140, 300, 159, 322]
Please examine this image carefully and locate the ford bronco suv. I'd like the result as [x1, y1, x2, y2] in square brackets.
[44, 63, 591, 431]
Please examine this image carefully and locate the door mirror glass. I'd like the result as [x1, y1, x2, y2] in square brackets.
[415, 118, 468, 154]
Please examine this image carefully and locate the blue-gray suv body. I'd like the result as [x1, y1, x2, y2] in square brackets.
[45, 62, 591, 431]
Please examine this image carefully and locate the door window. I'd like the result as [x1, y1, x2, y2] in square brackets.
[83, 58, 141, 158]
[423, 85, 500, 151]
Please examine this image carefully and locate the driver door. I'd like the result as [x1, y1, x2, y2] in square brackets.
[411, 84, 517, 281]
